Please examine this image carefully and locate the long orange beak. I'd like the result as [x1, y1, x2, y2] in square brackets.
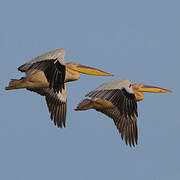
[67, 63, 113, 76]
[137, 85, 172, 93]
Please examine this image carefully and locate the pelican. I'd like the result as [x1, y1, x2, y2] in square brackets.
[75, 78, 171, 147]
[5, 48, 113, 128]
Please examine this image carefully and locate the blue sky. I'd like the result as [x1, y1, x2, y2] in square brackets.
[1, 0, 180, 179]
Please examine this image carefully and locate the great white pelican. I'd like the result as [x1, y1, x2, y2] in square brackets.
[75, 78, 171, 147]
[5, 49, 113, 128]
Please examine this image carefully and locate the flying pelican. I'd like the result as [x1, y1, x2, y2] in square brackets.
[75, 78, 171, 147]
[5, 48, 113, 128]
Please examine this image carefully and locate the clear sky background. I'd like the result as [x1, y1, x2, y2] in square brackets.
[1, 0, 179, 179]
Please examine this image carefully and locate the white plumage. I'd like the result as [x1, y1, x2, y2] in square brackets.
[18, 49, 66, 72]
[91, 78, 134, 94]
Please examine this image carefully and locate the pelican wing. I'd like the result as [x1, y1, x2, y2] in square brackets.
[96, 107, 138, 147]
[27, 85, 67, 128]
[18, 49, 66, 93]
[86, 79, 138, 119]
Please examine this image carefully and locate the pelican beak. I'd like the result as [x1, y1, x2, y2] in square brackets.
[137, 84, 172, 93]
[67, 63, 113, 76]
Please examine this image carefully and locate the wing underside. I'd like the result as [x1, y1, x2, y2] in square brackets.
[96, 107, 138, 147]
[27, 86, 67, 128]
[86, 87, 138, 146]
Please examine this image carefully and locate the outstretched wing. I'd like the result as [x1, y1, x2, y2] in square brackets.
[85, 79, 138, 146]
[27, 85, 67, 128]
[18, 49, 66, 93]
[96, 107, 138, 147]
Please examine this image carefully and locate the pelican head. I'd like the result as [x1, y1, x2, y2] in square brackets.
[132, 83, 172, 101]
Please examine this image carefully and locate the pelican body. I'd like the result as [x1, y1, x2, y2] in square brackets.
[75, 79, 171, 147]
[5, 49, 113, 128]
